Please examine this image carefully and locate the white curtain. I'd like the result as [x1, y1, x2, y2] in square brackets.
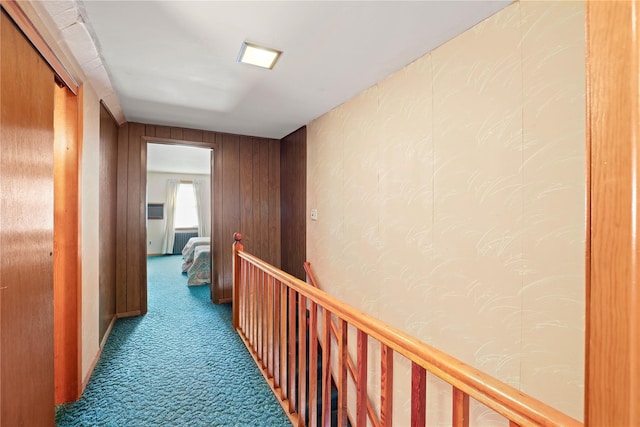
[193, 179, 210, 237]
[160, 179, 179, 254]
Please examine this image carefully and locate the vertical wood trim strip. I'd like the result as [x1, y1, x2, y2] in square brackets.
[269, 139, 281, 267]
[115, 123, 129, 313]
[258, 139, 269, 259]
[53, 84, 80, 404]
[211, 133, 223, 302]
[586, 1, 640, 425]
[138, 139, 147, 314]
[125, 123, 144, 312]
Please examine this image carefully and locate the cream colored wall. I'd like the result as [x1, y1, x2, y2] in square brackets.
[307, 1, 585, 423]
[146, 171, 211, 255]
[80, 84, 101, 381]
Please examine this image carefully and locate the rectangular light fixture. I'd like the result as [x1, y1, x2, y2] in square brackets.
[237, 41, 282, 70]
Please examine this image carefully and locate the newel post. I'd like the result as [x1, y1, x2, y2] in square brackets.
[232, 232, 243, 329]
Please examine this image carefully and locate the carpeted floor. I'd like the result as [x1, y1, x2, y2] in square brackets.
[56, 255, 291, 427]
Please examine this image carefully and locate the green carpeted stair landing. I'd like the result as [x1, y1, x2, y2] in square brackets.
[56, 255, 290, 427]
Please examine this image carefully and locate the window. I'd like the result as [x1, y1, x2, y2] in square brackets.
[174, 182, 198, 229]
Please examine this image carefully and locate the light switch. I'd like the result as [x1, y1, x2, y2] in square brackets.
[311, 209, 318, 221]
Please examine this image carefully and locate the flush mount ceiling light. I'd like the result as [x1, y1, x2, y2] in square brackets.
[237, 41, 282, 70]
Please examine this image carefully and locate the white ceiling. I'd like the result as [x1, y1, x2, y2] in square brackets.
[147, 143, 212, 175]
[35, 1, 512, 140]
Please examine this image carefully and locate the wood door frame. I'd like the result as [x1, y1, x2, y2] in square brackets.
[585, 0, 640, 424]
[141, 137, 217, 308]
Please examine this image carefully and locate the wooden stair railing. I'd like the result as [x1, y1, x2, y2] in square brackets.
[232, 233, 582, 427]
[304, 261, 379, 427]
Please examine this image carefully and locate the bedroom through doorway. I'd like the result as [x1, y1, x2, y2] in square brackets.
[146, 142, 213, 310]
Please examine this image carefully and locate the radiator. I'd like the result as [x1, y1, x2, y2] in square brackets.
[173, 231, 198, 254]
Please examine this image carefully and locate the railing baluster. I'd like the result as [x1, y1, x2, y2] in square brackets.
[322, 307, 332, 427]
[356, 330, 368, 427]
[237, 259, 243, 332]
[257, 269, 263, 363]
[273, 278, 281, 390]
[288, 287, 297, 414]
[242, 260, 247, 332]
[338, 319, 348, 427]
[244, 261, 250, 335]
[381, 344, 393, 427]
[308, 301, 318, 427]
[298, 294, 308, 425]
[248, 264, 253, 347]
[263, 271, 269, 368]
[253, 265, 258, 354]
[411, 363, 426, 427]
[452, 387, 469, 427]
[247, 262, 251, 335]
[267, 275, 274, 379]
[280, 282, 288, 400]
[232, 233, 243, 329]
[262, 271, 267, 366]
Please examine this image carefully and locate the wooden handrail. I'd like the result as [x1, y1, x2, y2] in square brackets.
[234, 235, 582, 427]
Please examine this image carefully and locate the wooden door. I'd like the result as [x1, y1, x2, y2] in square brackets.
[1, 10, 55, 425]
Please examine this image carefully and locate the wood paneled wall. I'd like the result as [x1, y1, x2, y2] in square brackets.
[219, 132, 281, 302]
[99, 104, 118, 341]
[116, 123, 281, 309]
[280, 126, 307, 280]
[1, 10, 55, 424]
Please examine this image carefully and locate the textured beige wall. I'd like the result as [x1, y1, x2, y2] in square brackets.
[307, 1, 585, 423]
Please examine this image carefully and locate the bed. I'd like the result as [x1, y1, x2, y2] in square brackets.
[187, 245, 211, 286]
[181, 236, 210, 272]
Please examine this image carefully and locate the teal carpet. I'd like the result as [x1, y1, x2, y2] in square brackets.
[56, 255, 291, 427]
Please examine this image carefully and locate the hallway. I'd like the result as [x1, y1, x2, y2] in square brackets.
[56, 255, 290, 426]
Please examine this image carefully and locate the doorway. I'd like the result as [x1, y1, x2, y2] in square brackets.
[145, 142, 214, 310]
